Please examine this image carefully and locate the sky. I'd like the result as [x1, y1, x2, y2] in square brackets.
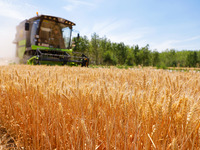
[0, 0, 200, 58]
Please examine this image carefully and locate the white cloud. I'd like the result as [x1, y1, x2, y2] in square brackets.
[0, 0, 48, 20]
[0, 0, 25, 20]
[92, 19, 130, 35]
[64, 0, 101, 12]
[0, 0, 40, 58]
[79, 18, 155, 49]
[80, 16, 200, 51]
[67, 0, 95, 6]
[92, 19, 154, 46]
[64, 5, 75, 12]
[183, 35, 200, 42]
[151, 40, 179, 51]
[150, 35, 200, 51]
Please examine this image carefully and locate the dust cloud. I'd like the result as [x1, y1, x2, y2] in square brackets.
[0, 42, 19, 66]
[0, 20, 19, 65]
[0, 57, 19, 66]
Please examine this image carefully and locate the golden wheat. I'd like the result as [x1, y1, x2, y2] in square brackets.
[0, 65, 200, 149]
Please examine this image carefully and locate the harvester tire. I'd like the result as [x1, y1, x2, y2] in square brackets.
[34, 59, 41, 65]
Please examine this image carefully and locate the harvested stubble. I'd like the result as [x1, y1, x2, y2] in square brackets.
[0, 65, 200, 149]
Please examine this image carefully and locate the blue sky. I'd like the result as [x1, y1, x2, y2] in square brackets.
[0, 0, 200, 57]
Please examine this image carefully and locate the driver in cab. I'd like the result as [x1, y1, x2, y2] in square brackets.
[51, 25, 62, 48]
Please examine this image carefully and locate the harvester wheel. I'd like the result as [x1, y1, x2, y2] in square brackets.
[81, 58, 89, 67]
[34, 59, 41, 65]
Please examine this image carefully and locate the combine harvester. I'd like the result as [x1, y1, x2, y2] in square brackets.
[14, 13, 89, 66]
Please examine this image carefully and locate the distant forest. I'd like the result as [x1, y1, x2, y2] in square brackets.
[73, 33, 200, 68]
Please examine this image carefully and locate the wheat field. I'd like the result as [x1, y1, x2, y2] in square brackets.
[0, 65, 200, 149]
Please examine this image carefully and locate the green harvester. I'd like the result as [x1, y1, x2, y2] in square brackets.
[14, 14, 89, 66]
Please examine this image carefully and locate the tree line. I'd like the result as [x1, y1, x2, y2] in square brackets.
[73, 33, 200, 68]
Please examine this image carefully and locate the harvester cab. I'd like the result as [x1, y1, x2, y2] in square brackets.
[14, 14, 89, 66]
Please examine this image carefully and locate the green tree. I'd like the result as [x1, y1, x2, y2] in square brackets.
[152, 50, 160, 66]
[90, 33, 100, 65]
[186, 51, 198, 67]
[116, 42, 128, 65]
[194, 51, 198, 67]
[99, 36, 111, 64]
[137, 44, 151, 66]
[133, 45, 140, 65]
[73, 36, 90, 53]
[159, 49, 177, 67]
[125, 46, 134, 66]
[73, 32, 200, 67]
[103, 51, 117, 65]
